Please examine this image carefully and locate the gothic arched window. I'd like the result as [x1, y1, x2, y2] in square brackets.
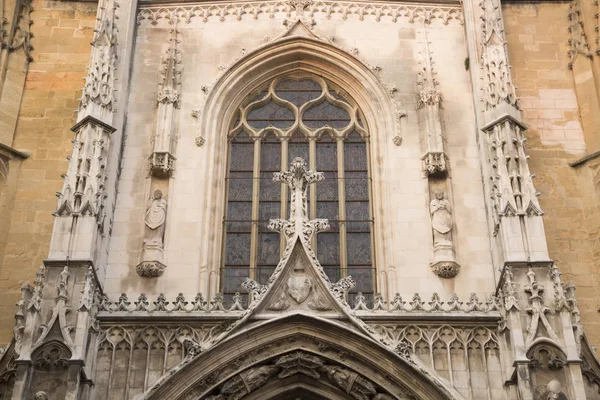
[222, 75, 374, 304]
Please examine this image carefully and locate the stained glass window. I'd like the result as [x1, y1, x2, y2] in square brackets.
[223, 75, 374, 305]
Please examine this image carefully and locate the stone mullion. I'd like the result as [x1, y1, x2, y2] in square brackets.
[309, 137, 317, 250]
[249, 138, 262, 281]
[337, 138, 348, 278]
[279, 138, 289, 257]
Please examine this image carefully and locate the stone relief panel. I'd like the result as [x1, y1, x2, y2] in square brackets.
[370, 325, 504, 400]
[94, 325, 222, 399]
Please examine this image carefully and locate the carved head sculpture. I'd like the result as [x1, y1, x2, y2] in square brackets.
[435, 191, 445, 200]
[153, 189, 163, 200]
[34, 392, 48, 400]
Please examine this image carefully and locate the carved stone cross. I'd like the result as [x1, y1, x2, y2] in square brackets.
[268, 157, 330, 243]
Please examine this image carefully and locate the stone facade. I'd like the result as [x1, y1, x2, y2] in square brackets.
[0, 0, 600, 398]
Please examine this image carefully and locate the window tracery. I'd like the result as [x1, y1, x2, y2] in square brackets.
[223, 74, 374, 304]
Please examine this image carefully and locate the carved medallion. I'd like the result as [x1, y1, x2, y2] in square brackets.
[287, 277, 313, 304]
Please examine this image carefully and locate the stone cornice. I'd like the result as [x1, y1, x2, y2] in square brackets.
[0, 142, 29, 159]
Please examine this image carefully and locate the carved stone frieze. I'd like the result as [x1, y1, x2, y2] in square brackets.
[8, 0, 33, 61]
[421, 152, 448, 175]
[137, 2, 463, 27]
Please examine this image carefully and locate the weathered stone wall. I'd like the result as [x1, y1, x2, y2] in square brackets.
[0, 0, 96, 345]
[503, 2, 600, 347]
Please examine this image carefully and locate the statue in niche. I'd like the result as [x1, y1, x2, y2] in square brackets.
[144, 189, 167, 248]
[430, 191, 453, 248]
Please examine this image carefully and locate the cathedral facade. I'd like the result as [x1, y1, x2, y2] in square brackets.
[1, 0, 600, 398]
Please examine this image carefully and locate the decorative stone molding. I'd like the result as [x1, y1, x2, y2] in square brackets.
[524, 268, 560, 348]
[421, 151, 448, 176]
[137, 1, 464, 27]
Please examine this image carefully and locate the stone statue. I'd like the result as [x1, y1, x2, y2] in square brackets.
[34, 392, 48, 400]
[430, 191, 453, 248]
[144, 189, 167, 247]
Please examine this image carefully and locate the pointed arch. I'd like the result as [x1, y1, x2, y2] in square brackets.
[141, 314, 465, 400]
[195, 22, 400, 298]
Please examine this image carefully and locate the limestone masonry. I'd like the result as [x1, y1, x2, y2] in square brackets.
[0, 0, 600, 398]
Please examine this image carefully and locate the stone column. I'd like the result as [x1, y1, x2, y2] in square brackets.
[463, 0, 587, 397]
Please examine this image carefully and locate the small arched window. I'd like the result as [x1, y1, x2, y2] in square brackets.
[222, 74, 374, 304]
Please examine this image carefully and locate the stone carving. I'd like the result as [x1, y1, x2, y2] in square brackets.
[137, 2, 463, 27]
[172, 293, 189, 311]
[286, 276, 313, 303]
[568, 0, 592, 69]
[79, 0, 118, 115]
[144, 190, 168, 246]
[393, 109, 407, 146]
[34, 392, 48, 400]
[149, 27, 182, 177]
[430, 192, 453, 248]
[417, 32, 442, 110]
[276, 351, 323, 378]
[9, 0, 33, 61]
[421, 152, 448, 175]
[524, 268, 560, 348]
[479, 0, 517, 109]
[78, 267, 95, 312]
[138, 190, 168, 278]
[241, 279, 268, 304]
[14, 284, 31, 355]
[268, 292, 290, 311]
[154, 293, 169, 311]
[219, 365, 278, 399]
[134, 293, 150, 312]
[353, 292, 369, 311]
[230, 293, 245, 311]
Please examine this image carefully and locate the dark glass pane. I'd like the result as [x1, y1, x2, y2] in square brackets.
[316, 201, 338, 225]
[222, 268, 250, 294]
[316, 137, 337, 171]
[317, 172, 338, 201]
[247, 101, 295, 129]
[317, 232, 340, 266]
[275, 79, 322, 106]
[323, 267, 341, 282]
[258, 201, 280, 230]
[226, 202, 252, 231]
[289, 133, 309, 163]
[345, 172, 369, 201]
[227, 172, 253, 201]
[257, 267, 276, 285]
[303, 101, 351, 129]
[260, 172, 281, 202]
[225, 233, 251, 265]
[345, 201, 369, 221]
[347, 267, 373, 294]
[230, 142, 254, 172]
[261, 140, 281, 170]
[257, 232, 280, 265]
[346, 232, 372, 265]
[344, 137, 367, 171]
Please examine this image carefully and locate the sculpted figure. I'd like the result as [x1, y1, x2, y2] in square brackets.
[34, 392, 48, 400]
[430, 191, 453, 247]
[144, 189, 167, 247]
